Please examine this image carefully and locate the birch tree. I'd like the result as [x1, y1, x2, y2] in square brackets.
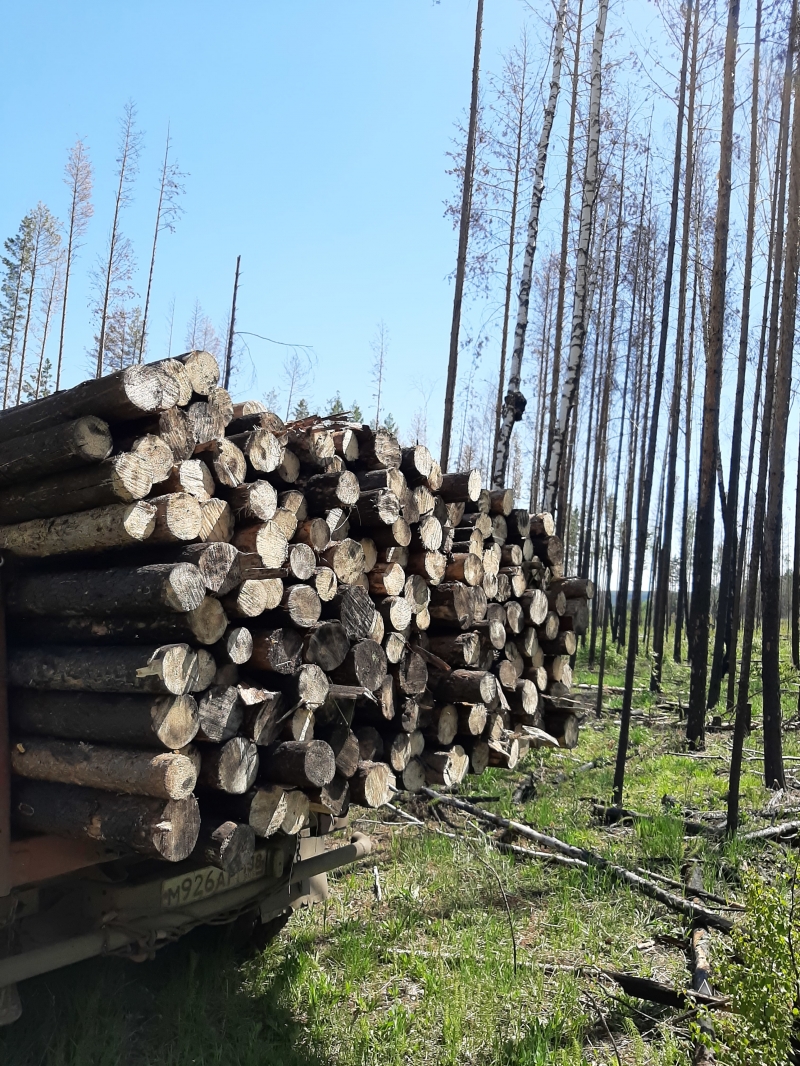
[491, 0, 568, 488]
[93, 101, 142, 378]
[139, 126, 185, 361]
[542, 0, 608, 513]
[56, 138, 93, 391]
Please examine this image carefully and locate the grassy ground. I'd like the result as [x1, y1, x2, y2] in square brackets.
[3, 630, 799, 1065]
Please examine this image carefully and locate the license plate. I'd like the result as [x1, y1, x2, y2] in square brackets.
[161, 849, 267, 908]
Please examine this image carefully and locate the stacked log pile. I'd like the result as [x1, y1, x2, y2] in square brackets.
[0, 352, 592, 876]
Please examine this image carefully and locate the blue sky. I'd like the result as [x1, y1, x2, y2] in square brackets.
[0, 1, 676, 439]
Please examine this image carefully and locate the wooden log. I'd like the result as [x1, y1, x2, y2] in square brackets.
[121, 407, 196, 462]
[294, 517, 330, 551]
[331, 640, 387, 692]
[505, 679, 539, 717]
[193, 649, 217, 692]
[12, 779, 200, 861]
[349, 760, 395, 807]
[420, 704, 457, 746]
[375, 595, 413, 631]
[8, 643, 201, 695]
[539, 631, 577, 656]
[277, 663, 330, 708]
[233, 519, 289, 568]
[428, 583, 475, 629]
[399, 756, 425, 792]
[351, 489, 401, 528]
[530, 512, 555, 537]
[412, 485, 435, 516]
[147, 493, 203, 543]
[302, 621, 350, 672]
[199, 737, 259, 793]
[542, 709, 580, 749]
[405, 550, 446, 586]
[302, 471, 360, 510]
[259, 739, 335, 788]
[11, 736, 197, 799]
[222, 578, 283, 619]
[173, 350, 220, 395]
[536, 611, 560, 642]
[423, 745, 469, 786]
[488, 737, 520, 769]
[355, 467, 407, 497]
[314, 567, 338, 603]
[279, 706, 315, 742]
[8, 562, 206, 618]
[486, 488, 513, 515]
[368, 518, 412, 549]
[11, 598, 228, 648]
[215, 625, 253, 666]
[221, 480, 278, 523]
[196, 819, 255, 874]
[331, 426, 360, 462]
[239, 689, 285, 746]
[197, 498, 233, 542]
[355, 726, 384, 762]
[400, 444, 433, 486]
[438, 469, 481, 503]
[186, 390, 233, 445]
[319, 538, 365, 584]
[391, 651, 428, 696]
[550, 576, 594, 600]
[383, 630, 407, 664]
[131, 434, 176, 484]
[196, 685, 242, 742]
[306, 775, 350, 817]
[0, 416, 112, 488]
[444, 553, 483, 586]
[496, 659, 520, 691]
[457, 704, 488, 736]
[196, 438, 248, 488]
[250, 627, 303, 674]
[0, 453, 153, 525]
[8, 690, 199, 750]
[272, 507, 299, 541]
[505, 601, 525, 635]
[520, 588, 549, 626]
[0, 363, 181, 444]
[322, 583, 374, 640]
[367, 562, 406, 597]
[276, 584, 321, 628]
[157, 459, 215, 501]
[227, 427, 284, 474]
[546, 588, 568, 615]
[561, 597, 589, 635]
[531, 534, 564, 571]
[403, 574, 430, 616]
[221, 785, 287, 837]
[410, 515, 443, 553]
[137, 541, 240, 595]
[280, 789, 310, 834]
[425, 632, 481, 668]
[435, 669, 497, 705]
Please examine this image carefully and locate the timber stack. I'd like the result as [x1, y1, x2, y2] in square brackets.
[0, 352, 591, 874]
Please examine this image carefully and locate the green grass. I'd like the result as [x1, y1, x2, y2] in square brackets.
[3, 627, 799, 1065]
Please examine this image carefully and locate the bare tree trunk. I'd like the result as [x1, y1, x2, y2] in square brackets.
[728, 1, 796, 831]
[35, 264, 60, 398]
[441, 0, 484, 471]
[493, 49, 530, 456]
[761, 18, 800, 790]
[543, 0, 609, 513]
[546, 0, 584, 475]
[56, 140, 93, 392]
[15, 222, 44, 407]
[674, 269, 698, 663]
[223, 256, 241, 391]
[612, 0, 692, 800]
[685, 0, 739, 748]
[530, 265, 554, 510]
[651, 0, 698, 692]
[491, 0, 568, 488]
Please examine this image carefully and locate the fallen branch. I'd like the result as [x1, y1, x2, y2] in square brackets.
[740, 820, 800, 842]
[542, 964, 729, 1010]
[422, 789, 735, 932]
[687, 863, 716, 1063]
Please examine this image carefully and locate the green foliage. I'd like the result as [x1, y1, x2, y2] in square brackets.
[97, 304, 144, 373]
[292, 397, 310, 420]
[325, 390, 345, 415]
[383, 411, 399, 436]
[351, 399, 364, 421]
[696, 867, 800, 1065]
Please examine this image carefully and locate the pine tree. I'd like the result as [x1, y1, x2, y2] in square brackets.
[57, 138, 93, 390]
[293, 397, 310, 420]
[0, 213, 34, 408]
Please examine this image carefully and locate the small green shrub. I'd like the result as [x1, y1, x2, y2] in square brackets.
[696, 867, 800, 1065]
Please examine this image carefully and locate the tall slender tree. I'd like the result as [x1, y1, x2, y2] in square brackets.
[94, 101, 142, 378]
[491, 0, 568, 489]
[441, 0, 484, 471]
[56, 138, 93, 391]
[139, 126, 185, 361]
[685, 0, 740, 748]
[543, 0, 609, 517]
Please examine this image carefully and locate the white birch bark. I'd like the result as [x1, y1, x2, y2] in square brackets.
[543, 0, 609, 512]
[490, 0, 568, 489]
